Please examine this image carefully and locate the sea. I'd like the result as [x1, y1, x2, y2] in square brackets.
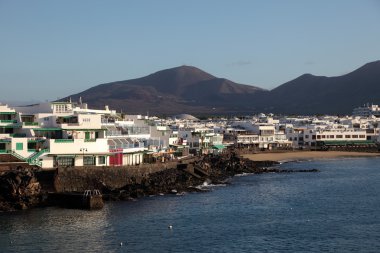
[1, 157, 380, 253]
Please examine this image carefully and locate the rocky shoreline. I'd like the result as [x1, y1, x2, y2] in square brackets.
[0, 152, 318, 212]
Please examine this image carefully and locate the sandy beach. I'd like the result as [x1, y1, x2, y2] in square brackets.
[242, 151, 380, 162]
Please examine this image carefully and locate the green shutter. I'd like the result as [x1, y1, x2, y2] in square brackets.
[16, 142, 23, 150]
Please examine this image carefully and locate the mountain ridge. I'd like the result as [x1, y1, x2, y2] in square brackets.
[62, 60, 380, 115]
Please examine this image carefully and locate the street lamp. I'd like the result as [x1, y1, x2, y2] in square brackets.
[80, 148, 87, 166]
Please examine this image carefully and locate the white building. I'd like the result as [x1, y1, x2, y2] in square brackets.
[353, 104, 380, 117]
[0, 101, 149, 168]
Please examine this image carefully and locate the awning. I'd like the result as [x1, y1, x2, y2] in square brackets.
[0, 112, 16, 115]
[0, 126, 17, 129]
[34, 128, 62, 131]
[212, 144, 225, 150]
[27, 139, 46, 143]
[56, 155, 76, 158]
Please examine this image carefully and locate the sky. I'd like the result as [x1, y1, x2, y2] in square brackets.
[1, 0, 380, 103]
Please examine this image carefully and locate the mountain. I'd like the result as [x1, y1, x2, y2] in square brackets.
[63, 60, 380, 115]
[263, 60, 380, 115]
[64, 65, 267, 115]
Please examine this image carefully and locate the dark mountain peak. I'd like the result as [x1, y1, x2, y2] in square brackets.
[271, 73, 326, 93]
[128, 65, 215, 95]
[146, 65, 215, 83]
[299, 73, 315, 78]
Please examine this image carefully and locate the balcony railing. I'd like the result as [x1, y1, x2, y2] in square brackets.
[54, 139, 74, 143]
[0, 120, 17, 123]
[84, 139, 97, 142]
[11, 133, 27, 137]
[23, 122, 39, 126]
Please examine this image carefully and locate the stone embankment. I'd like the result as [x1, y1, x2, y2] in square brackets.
[0, 167, 43, 211]
[0, 152, 318, 211]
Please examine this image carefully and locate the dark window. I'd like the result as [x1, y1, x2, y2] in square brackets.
[98, 156, 106, 165]
[57, 157, 74, 166]
[84, 156, 95, 166]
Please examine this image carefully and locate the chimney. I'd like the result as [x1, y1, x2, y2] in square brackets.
[105, 105, 109, 111]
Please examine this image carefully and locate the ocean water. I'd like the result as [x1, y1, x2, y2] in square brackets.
[1, 157, 380, 252]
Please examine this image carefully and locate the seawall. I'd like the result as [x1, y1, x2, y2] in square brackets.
[0, 152, 318, 211]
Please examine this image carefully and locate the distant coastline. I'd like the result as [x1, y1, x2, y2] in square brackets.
[242, 150, 380, 163]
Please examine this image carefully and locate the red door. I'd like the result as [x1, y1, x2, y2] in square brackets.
[110, 153, 123, 166]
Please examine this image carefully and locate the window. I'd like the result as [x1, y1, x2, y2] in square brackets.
[312, 135, 316, 140]
[56, 157, 74, 166]
[305, 135, 309, 138]
[98, 156, 106, 165]
[352, 135, 358, 138]
[16, 142, 23, 150]
[345, 135, 351, 138]
[84, 156, 95, 166]
[359, 135, 365, 138]
[330, 135, 334, 138]
[317, 135, 321, 139]
[336, 135, 343, 138]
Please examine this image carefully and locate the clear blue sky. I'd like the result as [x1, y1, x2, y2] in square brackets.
[1, 0, 380, 103]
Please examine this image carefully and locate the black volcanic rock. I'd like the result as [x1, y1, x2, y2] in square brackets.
[62, 61, 380, 115]
[0, 169, 42, 211]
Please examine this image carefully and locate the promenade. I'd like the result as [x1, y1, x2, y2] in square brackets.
[242, 151, 380, 162]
